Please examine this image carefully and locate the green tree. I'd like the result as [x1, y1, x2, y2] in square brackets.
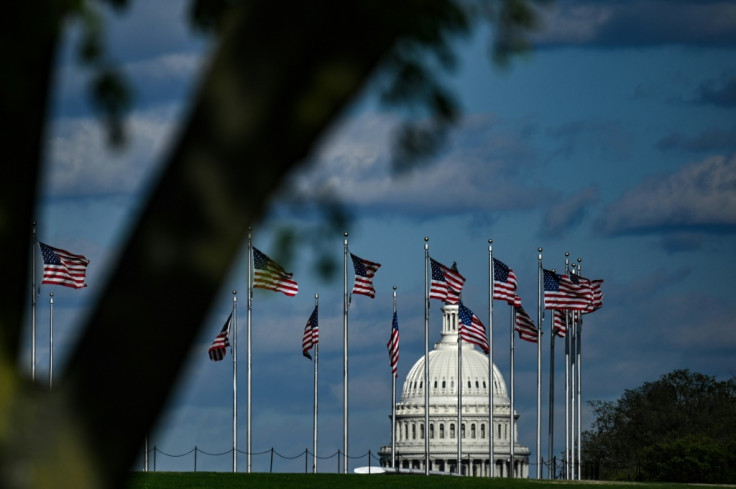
[582, 369, 736, 483]
[0, 1, 544, 488]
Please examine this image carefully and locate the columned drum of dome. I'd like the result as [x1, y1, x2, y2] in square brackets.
[379, 304, 530, 477]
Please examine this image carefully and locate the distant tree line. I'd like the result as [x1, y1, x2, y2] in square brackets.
[582, 369, 736, 483]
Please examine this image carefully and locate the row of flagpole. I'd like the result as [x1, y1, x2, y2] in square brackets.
[206, 233, 603, 477]
[29, 221, 602, 478]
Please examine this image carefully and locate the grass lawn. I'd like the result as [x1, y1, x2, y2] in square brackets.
[125, 472, 732, 489]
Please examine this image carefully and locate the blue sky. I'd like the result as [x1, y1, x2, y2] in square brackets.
[27, 0, 736, 476]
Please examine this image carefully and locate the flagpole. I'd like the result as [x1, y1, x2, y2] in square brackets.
[313, 293, 319, 474]
[509, 303, 515, 478]
[569, 263, 576, 479]
[564, 253, 571, 480]
[233, 289, 238, 473]
[31, 222, 37, 382]
[576, 258, 583, 481]
[457, 318, 463, 475]
[343, 232, 349, 474]
[423, 237, 430, 475]
[536, 247, 543, 479]
[391, 286, 397, 471]
[247, 230, 253, 473]
[488, 240, 495, 478]
[548, 308, 554, 479]
[49, 292, 54, 390]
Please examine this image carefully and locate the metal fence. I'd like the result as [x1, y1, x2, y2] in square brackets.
[143, 446, 381, 473]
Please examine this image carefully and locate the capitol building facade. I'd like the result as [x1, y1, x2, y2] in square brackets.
[379, 304, 530, 477]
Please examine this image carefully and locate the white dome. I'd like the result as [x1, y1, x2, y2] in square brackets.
[379, 303, 530, 478]
[401, 344, 508, 402]
[401, 304, 508, 403]
[386, 304, 529, 477]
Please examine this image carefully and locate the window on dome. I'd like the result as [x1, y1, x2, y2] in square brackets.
[429, 423, 434, 439]
[461, 423, 466, 439]
[498, 424, 501, 439]
[451, 380, 455, 389]
[439, 424, 445, 439]
[471, 424, 476, 439]
[419, 381, 423, 389]
[483, 380, 487, 388]
[467, 380, 471, 388]
[450, 423, 455, 438]
[475, 380, 479, 388]
[481, 424, 486, 439]
[412, 424, 416, 440]
[420, 423, 425, 439]
[442, 380, 446, 388]
[434, 380, 437, 388]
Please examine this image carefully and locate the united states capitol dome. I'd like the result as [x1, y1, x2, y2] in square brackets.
[379, 303, 529, 478]
[401, 319, 508, 403]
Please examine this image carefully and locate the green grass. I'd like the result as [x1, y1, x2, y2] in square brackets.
[125, 472, 734, 489]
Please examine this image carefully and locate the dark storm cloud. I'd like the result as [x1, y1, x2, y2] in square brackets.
[546, 119, 633, 161]
[695, 75, 736, 107]
[658, 232, 707, 253]
[540, 185, 599, 238]
[656, 126, 736, 153]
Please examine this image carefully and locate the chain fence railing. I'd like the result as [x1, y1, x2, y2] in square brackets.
[143, 446, 383, 473]
[143, 446, 592, 479]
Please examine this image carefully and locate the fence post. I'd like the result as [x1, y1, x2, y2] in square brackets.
[337, 449, 341, 474]
[305, 449, 308, 474]
[270, 448, 274, 473]
[368, 450, 372, 473]
[153, 445, 157, 472]
[194, 446, 198, 472]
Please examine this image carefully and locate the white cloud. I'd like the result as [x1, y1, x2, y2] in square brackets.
[532, 4, 615, 45]
[286, 113, 544, 215]
[125, 52, 205, 83]
[596, 153, 736, 235]
[43, 105, 179, 196]
[531, 1, 736, 46]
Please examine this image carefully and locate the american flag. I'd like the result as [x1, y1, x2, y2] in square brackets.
[387, 311, 399, 377]
[514, 302, 538, 343]
[208, 313, 232, 361]
[39, 242, 90, 289]
[458, 301, 489, 353]
[350, 253, 381, 299]
[543, 269, 591, 310]
[553, 309, 568, 337]
[492, 258, 517, 304]
[581, 276, 604, 313]
[302, 305, 319, 360]
[429, 258, 465, 304]
[253, 247, 298, 296]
